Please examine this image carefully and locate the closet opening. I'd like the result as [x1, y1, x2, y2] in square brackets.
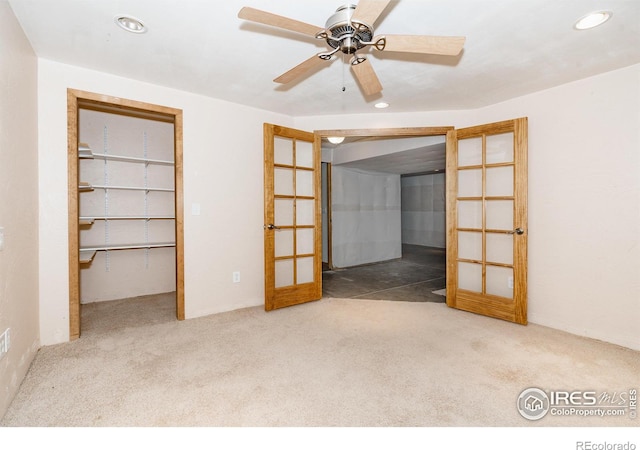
[67, 90, 184, 340]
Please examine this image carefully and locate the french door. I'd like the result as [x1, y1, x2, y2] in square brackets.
[262, 121, 527, 324]
[263, 124, 322, 311]
[446, 118, 528, 324]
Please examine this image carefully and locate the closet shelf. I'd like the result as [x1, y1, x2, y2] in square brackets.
[81, 152, 174, 166]
[88, 184, 175, 192]
[80, 242, 176, 252]
[80, 215, 175, 221]
[78, 142, 173, 165]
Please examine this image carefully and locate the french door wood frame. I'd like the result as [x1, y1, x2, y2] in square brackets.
[264, 124, 322, 310]
[67, 89, 185, 340]
[322, 162, 333, 269]
[446, 118, 528, 324]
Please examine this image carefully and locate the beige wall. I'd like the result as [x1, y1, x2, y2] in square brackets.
[295, 64, 640, 350]
[0, 2, 40, 417]
[37, 59, 293, 344]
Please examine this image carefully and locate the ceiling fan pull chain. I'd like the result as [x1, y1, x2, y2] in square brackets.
[342, 52, 346, 92]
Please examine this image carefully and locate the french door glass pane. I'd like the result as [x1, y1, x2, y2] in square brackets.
[296, 169, 314, 197]
[458, 231, 482, 261]
[275, 259, 294, 288]
[274, 168, 294, 196]
[486, 166, 513, 197]
[458, 169, 482, 197]
[486, 265, 514, 299]
[486, 233, 513, 265]
[297, 257, 314, 284]
[275, 229, 293, 258]
[458, 262, 482, 293]
[275, 198, 294, 226]
[458, 137, 482, 166]
[274, 137, 293, 166]
[486, 132, 514, 164]
[296, 228, 314, 254]
[296, 140, 313, 168]
[458, 200, 482, 229]
[486, 200, 513, 230]
[296, 199, 315, 226]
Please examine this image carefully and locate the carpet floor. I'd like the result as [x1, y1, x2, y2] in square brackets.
[1, 293, 638, 427]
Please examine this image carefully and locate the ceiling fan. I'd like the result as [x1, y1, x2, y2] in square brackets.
[238, 0, 466, 96]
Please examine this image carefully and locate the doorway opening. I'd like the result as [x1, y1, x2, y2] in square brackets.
[67, 89, 185, 340]
[318, 128, 450, 303]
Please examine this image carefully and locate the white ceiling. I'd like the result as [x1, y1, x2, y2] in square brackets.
[8, 0, 640, 117]
[327, 135, 446, 174]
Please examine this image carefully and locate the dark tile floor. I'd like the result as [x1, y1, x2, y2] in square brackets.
[322, 244, 447, 303]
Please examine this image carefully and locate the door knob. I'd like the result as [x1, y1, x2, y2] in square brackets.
[507, 228, 524, 235]
[264, 223, 281, 230]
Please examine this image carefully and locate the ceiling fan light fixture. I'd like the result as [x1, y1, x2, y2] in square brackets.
[327, 136, 345, 144]
[115, 15, 147, 34]
[574, 11, 612, 30]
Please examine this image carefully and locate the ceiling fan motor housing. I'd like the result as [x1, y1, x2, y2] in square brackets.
[325, 4, 374, 54]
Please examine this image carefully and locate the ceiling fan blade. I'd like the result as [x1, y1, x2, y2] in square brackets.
[350, 58, 383, 96]
[274, 54, 331, 84]
[351, 0, 392, 27]
[238, 7, 323, 38]
[376, 35, 466, 56]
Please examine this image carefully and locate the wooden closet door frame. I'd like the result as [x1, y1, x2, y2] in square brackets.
[67, 89, 185, 340]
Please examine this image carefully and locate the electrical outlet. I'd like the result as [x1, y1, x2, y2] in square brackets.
[0, 328, 10, 360]
[232, 271, 240, 283]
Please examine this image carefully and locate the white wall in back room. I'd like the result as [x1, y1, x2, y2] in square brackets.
[331, 166, 402, 268]
[401, 173, 446, 248]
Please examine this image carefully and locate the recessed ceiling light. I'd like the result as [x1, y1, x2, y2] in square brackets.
[574, 11, 612, 30]
[115, 15, 147, 33]
[374, 102, 389, 109]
